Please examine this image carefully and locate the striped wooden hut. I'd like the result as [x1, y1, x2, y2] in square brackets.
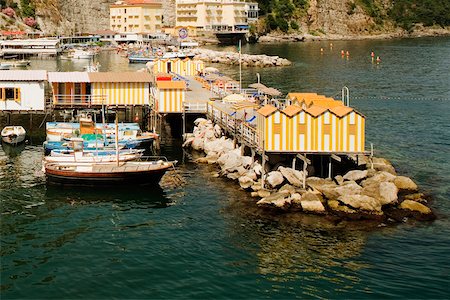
[153, 58, 204, 76]
[48, 72, 152, 107]
[89, 72, 152, 106]
[154, 80, 186, 113]
[256, 98, 365, 153]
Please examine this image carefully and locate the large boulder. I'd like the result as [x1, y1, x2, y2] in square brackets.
[328, 200, 357, 214]
[257, 192, 291, 210]
[300, 193, 326, 213]
[252, 162, 263, 176]
[306, 177, 337, 193]
[399, 200, 432, 214]
[238, 176, 254, 189]
[278, 166, 305, 187]
[191, 137, 204, 151]
[343, 170, 368, 182]
[379, 182, 398, 205]
[266, 171, 284, 189]
[361, 171, 396, 187]
[338, 194, 382, 213]
[394, 176, 418, 191]
[370, 157, 397, 175]
[279, 183, 296, 195]
[334, 182, 363, 197]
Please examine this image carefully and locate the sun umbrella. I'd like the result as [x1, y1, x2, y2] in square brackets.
[222, 93, 247, 103]
[249, 83, 267, 90]
[262, 87, 282, 97]
[204, 66, 219, 73]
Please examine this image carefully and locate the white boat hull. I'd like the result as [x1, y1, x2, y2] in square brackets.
[1, 126, 26, 145]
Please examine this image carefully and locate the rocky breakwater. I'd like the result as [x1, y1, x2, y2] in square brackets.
[192, 48, 292, 67]
[183, 118, 435, 223]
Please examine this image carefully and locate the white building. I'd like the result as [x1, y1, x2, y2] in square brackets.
[0, 39, 61, 56]
[0, 71, 47, 111]
[176, 0, 259, 31]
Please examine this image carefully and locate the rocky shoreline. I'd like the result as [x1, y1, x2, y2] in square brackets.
[192, 48, 292, 67]
[256, 26, 450, 43]
[183, 118, 436, 224]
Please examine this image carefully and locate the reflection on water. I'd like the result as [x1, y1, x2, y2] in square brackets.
[1, 38, 450, 298]
[1, 142, 26, 157]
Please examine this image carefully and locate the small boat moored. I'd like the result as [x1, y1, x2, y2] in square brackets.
[1, 126, 26, 144]
[45, 157, 176, 185]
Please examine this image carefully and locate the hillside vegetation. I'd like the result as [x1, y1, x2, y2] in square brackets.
[255, 0, 450, 34]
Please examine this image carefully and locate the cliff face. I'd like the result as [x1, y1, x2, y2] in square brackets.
[33, 0, 116, 35]
[306, 0, 395, 35]
[32, 0, 175, 35]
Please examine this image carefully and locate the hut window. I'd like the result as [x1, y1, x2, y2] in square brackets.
[349, 112, 356, 124]
[0, 88, 3, 101]
[5, 88, 15, 100]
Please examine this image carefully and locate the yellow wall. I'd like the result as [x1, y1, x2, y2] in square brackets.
[110, 4, 163, 33]
[156, 88, 185, 113]
[259, 109, 365, 153]
[91, 82, 148, 106]
[153, 59, 204, 76]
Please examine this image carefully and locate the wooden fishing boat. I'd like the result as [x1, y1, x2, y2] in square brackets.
[44, 157, 175, 185]
[44, 149, 144, 163]
[1, 126, 26, 144]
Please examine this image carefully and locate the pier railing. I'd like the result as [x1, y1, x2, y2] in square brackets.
[184, 102, 208, 113]
[206, 103, 261, 151]
[52, 95, 107, 107]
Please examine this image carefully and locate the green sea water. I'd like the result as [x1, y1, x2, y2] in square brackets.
[1, 37, 449, 299]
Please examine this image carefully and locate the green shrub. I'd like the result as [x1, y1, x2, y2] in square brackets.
[20, 0, 35, 18]
[276, 16, 289, 32]
[266, 14, 278, 30]
[347, 1, 357, 15]
[290, 20, 299, 30]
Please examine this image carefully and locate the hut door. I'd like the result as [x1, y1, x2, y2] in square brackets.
[167, 62, 172, 73]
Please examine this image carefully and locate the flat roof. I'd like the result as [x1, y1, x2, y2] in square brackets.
[88, 72, 153, 83]
[48, 72, 90, 83]
[0, 70, 47, 81]
[1, 39, 59, 46]
[156, 80, 186, 89]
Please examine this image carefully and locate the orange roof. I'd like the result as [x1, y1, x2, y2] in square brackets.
[312, 98, 344, 108]
[257, 105, 278, 117]
[156, 81, 186, 89]
[305, 105, 328, 117]
[287, 93, 318, 100]
[282, 105, 302, 117]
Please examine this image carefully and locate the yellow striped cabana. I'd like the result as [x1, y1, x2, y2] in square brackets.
[155, 80, 186, 113]
[152, 58, 204, 76]
[331, 106, 365, 152]
[257, 103, 365, 153]
[89, 72, 152, 106]
[256, 105, 291, 151]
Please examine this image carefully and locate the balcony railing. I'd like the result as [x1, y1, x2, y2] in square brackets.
[53, 94, 107, 107]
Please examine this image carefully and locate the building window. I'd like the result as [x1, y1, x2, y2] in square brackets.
[5, 88, 15, 100]
[1, 88, 21, 103]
